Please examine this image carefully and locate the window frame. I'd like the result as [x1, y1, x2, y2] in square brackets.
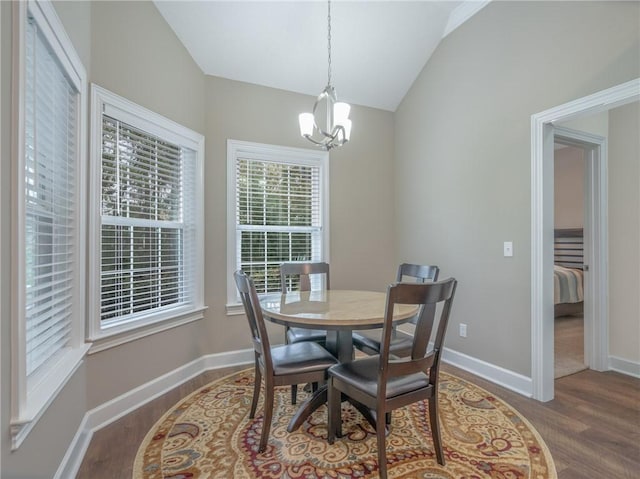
[226, 139, 330, 314]
[88, 85, 205, 350]
[10, 0, 89, 449]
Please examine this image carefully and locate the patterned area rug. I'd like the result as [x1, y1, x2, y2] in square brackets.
[133, 369, 556, 479]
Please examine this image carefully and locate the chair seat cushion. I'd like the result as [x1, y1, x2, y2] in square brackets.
[270, 342, 338, 376]
[352, 330, 413, 356]
[287, 327, 327, 344]
[328, 356, 430, 398]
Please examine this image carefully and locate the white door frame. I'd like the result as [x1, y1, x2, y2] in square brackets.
[530, 78, 640, 401]
[554, 127, 608, 374]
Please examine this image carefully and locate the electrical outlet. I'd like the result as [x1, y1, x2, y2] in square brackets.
[459, 323, 467, 338]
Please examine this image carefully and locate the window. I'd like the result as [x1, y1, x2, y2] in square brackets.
[226, 140, 329, 311]
[11, 0, 88, 448]
[89, 86, 205, 347]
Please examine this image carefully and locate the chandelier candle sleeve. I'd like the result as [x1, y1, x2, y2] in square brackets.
[333, 102, 351, 134]
[299, 113, 315, 137]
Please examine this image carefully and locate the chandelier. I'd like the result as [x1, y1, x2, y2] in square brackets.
[298, 0, 352, 150]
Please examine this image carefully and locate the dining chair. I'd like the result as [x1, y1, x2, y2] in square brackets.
[352, 263, 439, 357]
[280, 262, 331, 404]
[327, 278, 457, 479]
[234, 270, 338, 453]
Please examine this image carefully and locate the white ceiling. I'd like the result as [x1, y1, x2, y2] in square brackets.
[154, 1, 489, 112]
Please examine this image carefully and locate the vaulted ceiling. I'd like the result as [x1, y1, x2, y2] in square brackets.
[154, 1, 489, 111]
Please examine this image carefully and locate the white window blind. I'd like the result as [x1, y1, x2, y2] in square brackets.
[100, 116, 197, 325]
[236, 157, 322, 294]
[24, 14, 78, 378]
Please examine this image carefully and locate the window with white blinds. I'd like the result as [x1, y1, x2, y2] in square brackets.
[90, 86, 204, 341]
[12, 0, 88, 448]
[23, 13, 78, 378]
[227, 141, 329, 307]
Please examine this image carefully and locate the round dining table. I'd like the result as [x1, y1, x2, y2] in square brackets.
[260, 289, 418, 432]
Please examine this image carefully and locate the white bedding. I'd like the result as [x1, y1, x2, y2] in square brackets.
[554, 265, 584, 305]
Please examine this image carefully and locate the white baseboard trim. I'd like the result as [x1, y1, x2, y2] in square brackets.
[442, 347, 533, 398]
[55, 348, 254, 479]
[608, 355, 640, 378]
[53, 414, 91, 479]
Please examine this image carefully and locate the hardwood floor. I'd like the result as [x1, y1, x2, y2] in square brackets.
[76, 364, 640, 478]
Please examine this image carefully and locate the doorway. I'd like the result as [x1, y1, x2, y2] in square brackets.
[530, 78, 639, 401]
[552, 131, 601, 379]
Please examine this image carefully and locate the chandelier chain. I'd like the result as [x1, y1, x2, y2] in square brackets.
[327, 0, 332, 87]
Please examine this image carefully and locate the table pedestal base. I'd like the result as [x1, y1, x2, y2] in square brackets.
[286, 386, 383, 436]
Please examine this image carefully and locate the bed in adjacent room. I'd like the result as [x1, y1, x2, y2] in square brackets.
[554, 228, 584, 317]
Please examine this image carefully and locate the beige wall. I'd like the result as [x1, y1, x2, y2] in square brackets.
[394, 1, 639, 376]
[554, 146, 585, 229]
[608, 102, 640, 364]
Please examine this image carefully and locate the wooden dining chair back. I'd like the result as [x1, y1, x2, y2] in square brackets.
[328, 278, 457, 479]
[279, 262, 331, 403]
[280, 261, 330, 293]
[353, 263, 439, 356]
[234, 270, 338, 452]
[397, 263, 439, 285]
[279, 262, 330, 347]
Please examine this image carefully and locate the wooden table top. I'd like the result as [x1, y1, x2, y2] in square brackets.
[260, 289, 417, 330]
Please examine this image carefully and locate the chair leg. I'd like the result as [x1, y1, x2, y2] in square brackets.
[291, 384, 298, 405]
[376, 410, 388, 479]
[428, 396, 445, 466]
[327, 377, 341, 444]
[250, 362, 261, 419]
[385, 411, 392, 425]
[259, 377, 274, 453]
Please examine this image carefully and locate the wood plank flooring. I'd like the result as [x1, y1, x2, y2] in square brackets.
[76, 364, 640, 478]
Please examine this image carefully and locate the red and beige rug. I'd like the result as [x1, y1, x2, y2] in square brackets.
[133, 369, 556, 479]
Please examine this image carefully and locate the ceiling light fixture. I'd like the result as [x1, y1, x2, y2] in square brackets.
[299, 0, 351, 150]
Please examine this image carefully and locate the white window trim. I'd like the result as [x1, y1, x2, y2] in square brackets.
[226, 139, 330, 314]
[88, 84, 206, 349]
[10, 0, 89, 449]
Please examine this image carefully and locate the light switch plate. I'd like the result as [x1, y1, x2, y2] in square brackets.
[504, 241, 513, 257]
